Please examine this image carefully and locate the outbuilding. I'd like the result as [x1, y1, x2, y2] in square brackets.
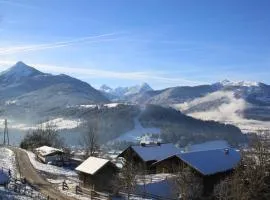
[75, 156, 118, 192]
[35, 146, 64, 164]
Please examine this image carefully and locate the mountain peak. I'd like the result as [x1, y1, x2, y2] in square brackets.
[0, 62, 44, 84]
[100, 84, 113, 93]
[140, 82, 153, 90]
[216, 79, 260, 87]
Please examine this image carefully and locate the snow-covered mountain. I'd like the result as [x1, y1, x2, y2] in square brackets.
[215, 79, 261, 87]
[0, 61, 109, 121]
[0, 61, 44, 85]
[99, 82, 153, 100]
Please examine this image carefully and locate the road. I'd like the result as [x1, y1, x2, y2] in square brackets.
[11, 147, 75, 200]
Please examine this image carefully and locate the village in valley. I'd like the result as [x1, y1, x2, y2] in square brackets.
[0, 117, 269, 200]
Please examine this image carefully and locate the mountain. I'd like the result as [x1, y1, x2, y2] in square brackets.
[108, 79, 269, 134]
[128, 84, 218, 104]
[99, 82, 153, 101]
[60, 104, 246, 147]
[0, 62, 109, 121]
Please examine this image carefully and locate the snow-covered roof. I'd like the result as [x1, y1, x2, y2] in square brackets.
[35, 146, 63, 157]
[177, 148, 241, 175]
[130, 143, 181, 162]
[183, 140, 230, 153]
[75, 157, 111, 175]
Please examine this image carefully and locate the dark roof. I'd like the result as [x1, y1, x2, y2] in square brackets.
[122, 143, 181, 162]
[177, 148, 241, 175]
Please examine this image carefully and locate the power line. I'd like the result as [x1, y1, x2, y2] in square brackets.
[3, 119, 9, 145]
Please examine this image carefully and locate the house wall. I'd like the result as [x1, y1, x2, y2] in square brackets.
[79, 164, 117, 192]
[155, 157, 187, 173]
[37, 153, 63, 164]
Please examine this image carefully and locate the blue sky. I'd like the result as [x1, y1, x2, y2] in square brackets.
[0, 0, 269, 89]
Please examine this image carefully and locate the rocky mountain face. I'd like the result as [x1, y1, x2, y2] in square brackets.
[0, 62, 109, 121]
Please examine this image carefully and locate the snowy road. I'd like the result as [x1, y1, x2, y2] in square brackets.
[11, 147, 75, 200]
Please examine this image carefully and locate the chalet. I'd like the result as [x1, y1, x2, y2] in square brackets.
[118, 143, 181, 172]
[75, 156, 118, 192]
[153, 148, 241, 194]
[35, 146, 64, 164]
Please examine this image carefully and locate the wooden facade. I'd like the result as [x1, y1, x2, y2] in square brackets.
[153, 155, 234, 195]
[78, 162, 118, 192]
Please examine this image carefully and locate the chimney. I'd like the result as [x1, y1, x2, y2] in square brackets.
[224, 148, 229, 155]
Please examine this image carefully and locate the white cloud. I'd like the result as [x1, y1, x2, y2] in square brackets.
[0, 33, 118, 55]
[0, 60, 205, 86]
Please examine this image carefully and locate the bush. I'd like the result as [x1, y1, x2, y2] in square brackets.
[20, 123, 63, 150]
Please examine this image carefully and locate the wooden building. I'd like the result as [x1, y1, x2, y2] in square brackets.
[75, 156, 118, 192]
[35, 146, 64, 164]
[152, 148, 241, 195]
[118, 143, 181, 172]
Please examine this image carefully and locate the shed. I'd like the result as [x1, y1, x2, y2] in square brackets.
[75, 156, 118, 191]
[35, 146, 64, 164]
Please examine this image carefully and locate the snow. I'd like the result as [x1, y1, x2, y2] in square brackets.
[0, 148, 16, 177]
[0, 171, 9, 184]
[79, 104, 97, 109]
[5, 100, 17, 105]
[129, 143, 181, 162]
[27, 151, 77, 176]
[219, 79, 260, 87]
[183, 140, 230, 152]
[136, 173, 175, 199]
[114, 117, 161, 142]
[0, 147, 45, 199]
[41, 118, 82, 130]
[104, 103, 119, 108]
[35, 145, 63, 156]
[178, 148, 241, 175]
[75, 157, 109, 175]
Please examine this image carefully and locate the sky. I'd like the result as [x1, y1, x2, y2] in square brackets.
[0, 0, 269, 89]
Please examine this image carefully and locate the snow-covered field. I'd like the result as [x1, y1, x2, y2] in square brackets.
[41, 118, 82, 130]
[114, 117, 161, 142]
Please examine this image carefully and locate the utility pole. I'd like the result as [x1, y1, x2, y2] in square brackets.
[3, 119, 9, 145]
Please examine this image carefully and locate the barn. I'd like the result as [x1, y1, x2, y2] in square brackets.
[118, 143, 181, 172]
[35, 146, 64, 164]
[153, 148, 241, 194]
[75, 156, 118, 192]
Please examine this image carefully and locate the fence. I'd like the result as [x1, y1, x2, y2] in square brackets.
[75, 185, 111, 200]
[1, 167, 48, 200]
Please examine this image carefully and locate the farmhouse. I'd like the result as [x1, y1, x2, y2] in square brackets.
[75, 156, 118, 191]
[35, 146, 64, 164]
[153, 148, 241, 194]
[118, 143, 181, 172]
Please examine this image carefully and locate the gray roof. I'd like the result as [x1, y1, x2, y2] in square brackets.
[177, 148, 241, 175]
[131, 143, 181, 162]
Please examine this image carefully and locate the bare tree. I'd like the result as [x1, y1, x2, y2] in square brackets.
[214, 136, 270, 200]
[113, 161, 138, 199]
[172, 167, 203, 200]
[213, 169, 247, 200]
[81, 124, 99, 158]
